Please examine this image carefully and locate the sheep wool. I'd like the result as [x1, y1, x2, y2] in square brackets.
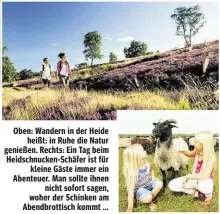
[119, 138, 131, 148]
[131, 137, 156, 154]
[154, 138, 189, 172]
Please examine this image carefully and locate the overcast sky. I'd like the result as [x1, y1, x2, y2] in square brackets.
[117, 110, 219, 134]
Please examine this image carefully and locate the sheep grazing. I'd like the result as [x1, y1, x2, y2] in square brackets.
[152, 119, 189, 189]
[131, 136, 156, 154]
[119, 138, 132, 148]
[183, 137, 195, 151]
[189, 137, 196, 150]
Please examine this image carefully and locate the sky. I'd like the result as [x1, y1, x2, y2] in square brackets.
[2, 1, 219, 72]
[117, 110, 219, 134]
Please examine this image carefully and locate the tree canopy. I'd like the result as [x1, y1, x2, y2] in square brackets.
[124, 40, 147, 58]
[2, 45, 16, 82]
[83, 31, 103, 66]
[109, 52, 117, 63]
[171, 5, 206, 47]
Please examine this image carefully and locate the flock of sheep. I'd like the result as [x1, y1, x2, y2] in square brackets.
[119, 119, 219, 189]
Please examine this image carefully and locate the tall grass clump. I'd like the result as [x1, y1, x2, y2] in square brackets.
[2, 88, 187, 120]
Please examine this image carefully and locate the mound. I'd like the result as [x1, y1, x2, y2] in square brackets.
[72, 41, 219, 91]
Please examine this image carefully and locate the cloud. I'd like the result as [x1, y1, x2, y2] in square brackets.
[116, 37, 133, 42]
[51, 43, 58, 46]
[103, 35, 112, 41]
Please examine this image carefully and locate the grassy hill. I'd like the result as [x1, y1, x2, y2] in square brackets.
[72, 40, 218, 91]
[2, 41, 219, 120]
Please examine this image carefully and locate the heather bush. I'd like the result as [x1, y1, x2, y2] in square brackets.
[2, 41, 218, 120]
[73, 41, 218, 91]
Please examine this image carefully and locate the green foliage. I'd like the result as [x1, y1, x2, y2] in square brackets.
[2, 45, 16, 82]
[74, 68, 96, 80]
[79, 68, 94, 75]
[124, 40, 147, 58]
[171, 5, 206, 47]
[83, 31, 103, 66]
[33, 72, 40, 77]
[98, 64, 116, 71]
[109, 52, 117, 63]
[18, 69, 35, 80]
[74, 63, 116, 80]
[75, 62, 88, 69]
[2, 45, 8, 55]
[146, 51, 154, 55]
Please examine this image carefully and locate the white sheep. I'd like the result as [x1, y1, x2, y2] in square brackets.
[119, 138, 132, 148]
[189, 136, 217, 147]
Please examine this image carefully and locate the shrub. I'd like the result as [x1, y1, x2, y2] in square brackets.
[18, 69, 35, 80]
[75, 62, 88, 69]
[109, 52, 117, 63]
[98, 64, 116, 71]
[74, 68, 98, 80]
[146, 51, 154, 55]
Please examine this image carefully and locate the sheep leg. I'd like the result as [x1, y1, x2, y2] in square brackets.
[171, 169, 176, 180]
[176, 170, 180, 177]
[160, 168, 166, 192]
[134, 196, 138, 208]
[171, 169, 180, 179]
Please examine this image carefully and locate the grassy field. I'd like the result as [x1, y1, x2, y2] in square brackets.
[119, 148, 219, 212]
[119, 134, 203, 138]
[2, 85, 218, 120]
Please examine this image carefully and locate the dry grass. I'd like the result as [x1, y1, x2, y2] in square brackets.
[2, 85, 218, 120]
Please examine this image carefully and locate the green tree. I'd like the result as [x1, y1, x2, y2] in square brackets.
[109, 52, 117, 63]
[2, 45, 16, 82]
[83, 31, 103, 66]
[18, 69, 34, 80]
[171, 5, 206, 47]
[2, 45, 8, 55]
[124, 40, 147, 58]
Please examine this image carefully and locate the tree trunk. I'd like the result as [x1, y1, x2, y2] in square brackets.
[91, 57, 94, 66]
[184, 36, 190, 47]
[188, 37, 192, 47]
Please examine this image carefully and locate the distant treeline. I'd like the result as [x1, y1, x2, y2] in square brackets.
[119, 133, 219, 138]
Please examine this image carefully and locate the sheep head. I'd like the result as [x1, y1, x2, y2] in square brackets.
[152, 119, 178, 141]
